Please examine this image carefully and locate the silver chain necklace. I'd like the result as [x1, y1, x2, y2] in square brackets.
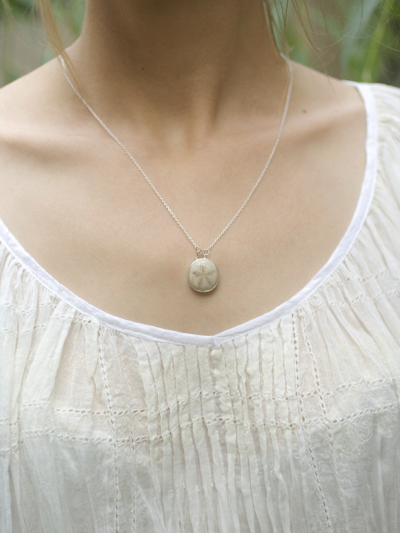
[61, 55, 293, 293]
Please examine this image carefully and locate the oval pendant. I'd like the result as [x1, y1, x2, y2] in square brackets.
[188, 257, 219, 293]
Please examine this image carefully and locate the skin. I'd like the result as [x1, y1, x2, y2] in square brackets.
[0, 0, 367, 335]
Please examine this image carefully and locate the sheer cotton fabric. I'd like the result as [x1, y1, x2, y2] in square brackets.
[0, 82, 400, 533]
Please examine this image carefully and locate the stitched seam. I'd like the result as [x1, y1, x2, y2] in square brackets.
[322, 376, 400, 396]
[19, 406, 147, 416]
[324, 268, 399, 287]
[132, 435, 137, 533]
[0, 419, 18, 426]
[5, 402, 397, 435]
[306, 288, 400, 315]
[127, 405, 137, 531]
[0, 432, 149, 456]
[18, 429, 149, 443]
[143, 376, 400, 415]
[16, 375, 400, 419]
[293, 313, 332, 530]
[301, 311, 347, 530]
[3, 400, 395, 459]
[0, 324, 49, 334]
[328, 402, 395, 424]
[98, 327, 120, 533]
[0, 445, 19, 456]
[0, 301, 54, 314]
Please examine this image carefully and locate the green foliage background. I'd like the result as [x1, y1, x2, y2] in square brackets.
[0, 0, 399, 86]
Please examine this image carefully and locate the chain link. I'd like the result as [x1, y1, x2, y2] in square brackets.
[61, 55, 293, 253]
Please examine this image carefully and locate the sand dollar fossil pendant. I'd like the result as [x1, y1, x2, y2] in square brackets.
[189, 250, 219, 293]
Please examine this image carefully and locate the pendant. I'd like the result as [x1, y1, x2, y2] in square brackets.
[188, 250, 219, 293]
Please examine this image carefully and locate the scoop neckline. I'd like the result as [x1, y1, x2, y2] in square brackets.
[0, 82, 378, 348]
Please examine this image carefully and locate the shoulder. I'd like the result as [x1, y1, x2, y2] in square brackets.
[0, 59, 58, 127]
[368, 82, 400, 101]
[0, 58, 93, 182]
[366, 83, 400, 145]
[367, 82, 400, 122]
[0, 57, 91, 158]
[351, 83, 400, 172]
[365, 84, 400, 206]
[0, 59, 68, 169]
[0, 59, 95, 237]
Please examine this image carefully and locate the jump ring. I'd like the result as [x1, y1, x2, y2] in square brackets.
[196, 248, 210, 259]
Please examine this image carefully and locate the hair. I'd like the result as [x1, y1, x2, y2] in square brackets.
[34, 0, 75, 75]
[36, 0, 63, 57]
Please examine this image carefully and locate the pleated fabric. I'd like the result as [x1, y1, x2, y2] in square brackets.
[1, 82, 400, 533]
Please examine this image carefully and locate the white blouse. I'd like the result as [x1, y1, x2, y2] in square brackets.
[1, 82, 400, 533]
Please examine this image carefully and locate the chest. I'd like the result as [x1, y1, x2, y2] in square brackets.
[0, 112, 366, 335]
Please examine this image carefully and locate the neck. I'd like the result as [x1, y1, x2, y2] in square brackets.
[68, 0, 287, 137]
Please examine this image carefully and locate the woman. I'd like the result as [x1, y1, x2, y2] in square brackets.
[0, 0, 399, 531]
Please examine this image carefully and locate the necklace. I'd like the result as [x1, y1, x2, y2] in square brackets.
[61, 55, 293, 293]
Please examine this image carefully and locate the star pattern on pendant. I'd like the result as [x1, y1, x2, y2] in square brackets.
[193, 264, 216, 287]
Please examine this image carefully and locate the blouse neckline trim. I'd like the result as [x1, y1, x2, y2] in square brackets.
[0, 82, 378, 348]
